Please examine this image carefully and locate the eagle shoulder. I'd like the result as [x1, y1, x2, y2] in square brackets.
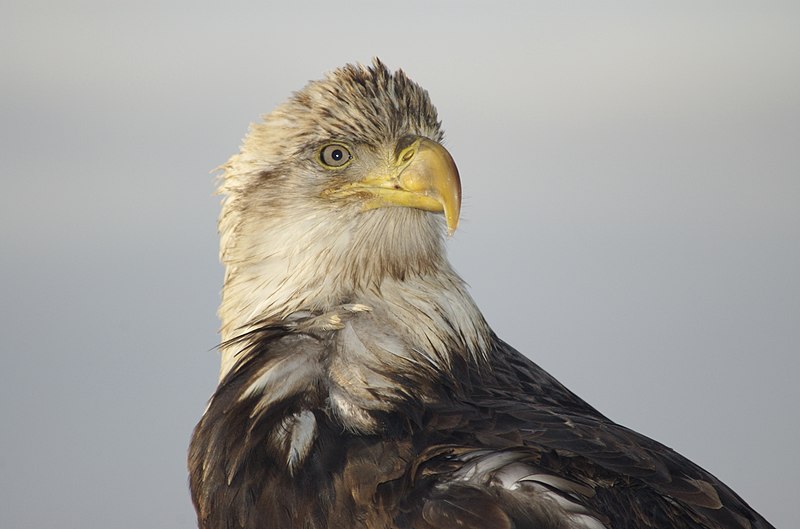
[189, 313, 773, 529]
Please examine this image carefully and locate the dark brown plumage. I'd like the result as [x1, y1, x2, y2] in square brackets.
[189, 59, 774, 529]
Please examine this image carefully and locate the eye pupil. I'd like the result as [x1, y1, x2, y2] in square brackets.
[331, 149, 342, 161]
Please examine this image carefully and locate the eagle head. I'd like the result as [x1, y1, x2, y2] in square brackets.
[216, 59, 487, 379]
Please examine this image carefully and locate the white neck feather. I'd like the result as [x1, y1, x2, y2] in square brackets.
[216, 198, 491, 380]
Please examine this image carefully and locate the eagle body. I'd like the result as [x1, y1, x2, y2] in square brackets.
[189, 60, 774, 529]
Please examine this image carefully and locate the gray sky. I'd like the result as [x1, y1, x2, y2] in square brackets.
[2, 2, 797, 528]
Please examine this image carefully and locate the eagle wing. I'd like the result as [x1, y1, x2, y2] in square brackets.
[402, 339, 772, 529]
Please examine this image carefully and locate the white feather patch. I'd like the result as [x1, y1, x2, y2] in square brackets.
[272, 410, 318, 475]
[239, 355, 321, 418]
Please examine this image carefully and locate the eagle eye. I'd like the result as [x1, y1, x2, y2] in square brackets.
[318, 144, 353, 169]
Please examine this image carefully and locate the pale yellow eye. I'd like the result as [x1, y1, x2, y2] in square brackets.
[319, 144, 352, 168]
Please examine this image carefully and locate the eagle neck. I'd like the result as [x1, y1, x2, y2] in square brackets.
[217, 202, 491, 380]
[218, 252, 491, 381]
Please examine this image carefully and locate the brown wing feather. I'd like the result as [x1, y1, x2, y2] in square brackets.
[425, 338, 772, 529]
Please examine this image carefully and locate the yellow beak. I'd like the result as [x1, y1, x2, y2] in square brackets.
[329, 138, 462, 235]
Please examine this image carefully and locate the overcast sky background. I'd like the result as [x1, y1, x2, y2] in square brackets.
[2, 2, 798, 528]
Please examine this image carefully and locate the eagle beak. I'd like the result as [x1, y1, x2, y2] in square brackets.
[395, 138, 462, 235]
[329, 138, 462, 235]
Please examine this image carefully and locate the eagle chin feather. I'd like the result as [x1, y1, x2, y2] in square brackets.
[189, 59, 774, 529]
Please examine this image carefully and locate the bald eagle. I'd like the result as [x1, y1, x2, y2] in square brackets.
[189, 59, 774, 529]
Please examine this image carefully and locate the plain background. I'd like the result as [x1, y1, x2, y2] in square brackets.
[2, 2, 797, 528]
